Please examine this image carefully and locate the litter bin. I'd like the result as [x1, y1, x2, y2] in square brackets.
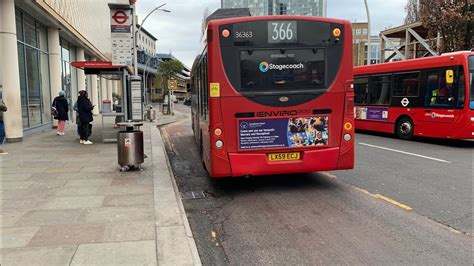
[117, 122, 144, 171]
[103, 99, 112, 113]
[146, 107, 156, 122]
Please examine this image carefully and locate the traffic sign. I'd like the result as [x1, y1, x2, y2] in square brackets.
[168, 80, 178, 91]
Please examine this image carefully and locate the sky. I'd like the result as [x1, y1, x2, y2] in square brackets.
[136, 0, 407, 68]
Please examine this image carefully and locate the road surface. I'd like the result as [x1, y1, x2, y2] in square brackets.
[161, 103, 472, 265]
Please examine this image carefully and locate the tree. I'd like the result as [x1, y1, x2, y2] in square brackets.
[156, 59, 184, 114]
[418, 0, 473, 52]
[404, 0, 420, 24]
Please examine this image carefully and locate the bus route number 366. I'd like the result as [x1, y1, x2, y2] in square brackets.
[268, 21, 297, 43]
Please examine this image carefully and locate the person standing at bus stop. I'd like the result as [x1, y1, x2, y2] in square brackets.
[0, 85, 8, 155]
[77, 90, 94, 145]
[52, 91, 69, 135]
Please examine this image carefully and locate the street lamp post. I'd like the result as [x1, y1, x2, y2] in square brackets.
[132, 3, 170, 76]
[143, 54, 156, 105]
[364, 0, 371, 65]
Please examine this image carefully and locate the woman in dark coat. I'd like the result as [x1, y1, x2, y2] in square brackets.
[52, 91, 69, 135]
[77, 90, 94, 144]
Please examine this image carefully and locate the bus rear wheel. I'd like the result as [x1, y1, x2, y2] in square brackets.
[396, 117, 414, 140]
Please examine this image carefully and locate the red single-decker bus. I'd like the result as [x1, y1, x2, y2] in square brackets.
[354, 51, 474, 140]
[191, 16, 354, 178]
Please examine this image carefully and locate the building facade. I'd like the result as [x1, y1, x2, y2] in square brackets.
[221, 0, 327, 17]
[352, 22, 369, 45]
[151, 53, 190, 102]
[0, 0, 128, 142]
[353, 37, 404, 66]
[135, 24, 159, 105]
[137, 25, 157, 57]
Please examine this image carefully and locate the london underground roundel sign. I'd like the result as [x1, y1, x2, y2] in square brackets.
[112, 11, 129, 24]
[401, 98, 410, 107]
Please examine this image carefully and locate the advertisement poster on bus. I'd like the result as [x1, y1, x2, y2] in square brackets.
[355, 107, 388, 121]
[239, 117, 329, 150]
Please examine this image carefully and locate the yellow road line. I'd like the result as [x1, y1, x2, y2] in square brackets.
[374, 194, 413, 211]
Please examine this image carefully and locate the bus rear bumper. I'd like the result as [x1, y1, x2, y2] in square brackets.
[228, 148, 342, 177]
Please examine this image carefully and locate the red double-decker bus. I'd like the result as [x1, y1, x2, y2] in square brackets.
[191, 16, 354, 178]
[354, 51, 474, 140]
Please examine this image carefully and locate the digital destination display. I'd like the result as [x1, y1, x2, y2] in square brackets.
[229, 20, 334, 47]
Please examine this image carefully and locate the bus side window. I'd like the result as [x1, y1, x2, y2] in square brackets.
[456, 69, 465, 109]
[369, 75, 391, 105]
[204, 55, 208, 121]
[425, 69, 458, 108]
[393, 72, 419, 97]
[425, 71, 439, 107]
[354, 77, 368, 105]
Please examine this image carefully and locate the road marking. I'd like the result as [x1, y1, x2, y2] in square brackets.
[353, 186, 373, 196]
[448, 227, 461, 234]
[374, 194, 413, 211]
[353, 187, 413, 211]
[359, 142, 451, 163]
[321, 172, 337, 179]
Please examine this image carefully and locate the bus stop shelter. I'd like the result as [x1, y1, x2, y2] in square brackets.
[71, 61, 131, 143]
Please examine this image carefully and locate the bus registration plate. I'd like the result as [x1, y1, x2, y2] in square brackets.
[268, 152, 300, 161]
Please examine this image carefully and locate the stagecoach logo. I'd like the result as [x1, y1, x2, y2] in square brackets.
[259, 62, 269, 72]
[426, 112, 455, 119]
[259, 61, 304, 72]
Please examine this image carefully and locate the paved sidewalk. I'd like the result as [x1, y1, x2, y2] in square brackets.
[0, 111, 200, 265]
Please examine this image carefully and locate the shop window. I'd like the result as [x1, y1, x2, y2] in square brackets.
[393, 72, 419, 97]
[23, 15, 38, 47]
[26, 47, 41, 127]
[40, 52, 51, 121]
[16, 8, 51, 128]
[17, 43, 29, 129]
[16, 9, 23, 42]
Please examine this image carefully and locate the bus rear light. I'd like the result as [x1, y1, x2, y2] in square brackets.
[221, 29, 230, 38]
[471, 117, 474, 122]
[344, 122, 353, 131]
[343, 134, 352, 141]
[215, 140, 224, 148]
[332, 28, 342, 37]
[214, 128, 222, 136]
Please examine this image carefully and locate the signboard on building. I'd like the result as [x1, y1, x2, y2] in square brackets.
[110, 6, 133, 66]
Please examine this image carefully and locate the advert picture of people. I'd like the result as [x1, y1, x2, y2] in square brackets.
[287, 117, 328, 147]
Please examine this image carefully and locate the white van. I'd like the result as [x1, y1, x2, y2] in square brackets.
[163, 94, 177, 105]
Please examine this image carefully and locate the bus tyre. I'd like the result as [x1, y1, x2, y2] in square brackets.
[396, 117, 414, 140]
[199, 135, 208, 174]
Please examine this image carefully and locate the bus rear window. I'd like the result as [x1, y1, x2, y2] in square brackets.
[240, 48, 325, 91]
